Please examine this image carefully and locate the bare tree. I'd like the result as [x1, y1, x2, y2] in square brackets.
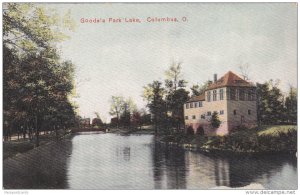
[239, 63, 251, 81]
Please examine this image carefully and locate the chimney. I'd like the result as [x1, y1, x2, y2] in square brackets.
[214, 74, 217, 82]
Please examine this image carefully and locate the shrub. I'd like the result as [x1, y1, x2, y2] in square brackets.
[211, 111, 221, 128]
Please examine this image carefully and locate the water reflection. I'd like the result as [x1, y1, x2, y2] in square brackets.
[152, 142, 187, 189]
[153, 142, 297, 189]
[67, 134, 297, 189]
[3, 133, 297, 189]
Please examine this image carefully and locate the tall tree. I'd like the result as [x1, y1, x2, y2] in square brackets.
[284, 86, 297, 124]
[165, 61, 187, 92]
[190, 81, 210, 96]
[3, 3, 77, 145]
[143, 81, 166, 134]
[109, 96, 125, 128]
[165, 88, 189, 130]
[119, 98, 137, 127]
[256, 80, 285, 125]
[164, 62, 189, 130]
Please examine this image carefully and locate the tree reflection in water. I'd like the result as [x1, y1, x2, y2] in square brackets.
[152, 141, 297, 189]
[4, 134, 296, 189]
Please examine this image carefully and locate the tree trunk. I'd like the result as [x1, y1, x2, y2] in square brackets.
[23, 126, 26, 139]
[154, 115, 158, 135]
[35, 116, 39, 147]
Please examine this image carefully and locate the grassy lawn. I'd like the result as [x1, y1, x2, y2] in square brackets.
[3, 141, 35, 160]
[3, 130, 70, 160]
[257, 125, 297, 136]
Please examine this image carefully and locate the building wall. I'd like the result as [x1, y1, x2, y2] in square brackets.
[227, 100, 257, 130]
[184, 86, 257, 136]
[184, 87, 229, 135]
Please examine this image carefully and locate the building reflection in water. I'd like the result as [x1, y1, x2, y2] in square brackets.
[152, 141, 297, 189]
[4, 134, 297, 189]
[152, 141, 187, 189]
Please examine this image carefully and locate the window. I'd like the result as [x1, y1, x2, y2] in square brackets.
[233, 110, 237, 115]
[220, 110, 224, 115]
[192, 115, 196, 119]
[248, 110, 251, 115]
[248, 89, 255, 101]
[230, 88, 237, 100]
[185, 116, 188, 120]
[239, 89, 245, 101]
[207, 111, 212, 116]
[190, 102, 193, 108]
[186, 103, 189, 109]
[194, 102, 198, 108]
[219, 89, 224, 100]
[199, 101, 203, 107]
[213, 90, 217, 101]
[207, 91, 211, 102]
[201, 114, 205, 119]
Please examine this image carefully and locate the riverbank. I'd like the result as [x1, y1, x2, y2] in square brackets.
[3, 129, 71, 160]
[3, 136, 72, 189]
[157, 125, 297, 155]
[107, 125, 155, 135]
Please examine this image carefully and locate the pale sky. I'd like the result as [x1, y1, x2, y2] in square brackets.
[47, 3, 297, 122]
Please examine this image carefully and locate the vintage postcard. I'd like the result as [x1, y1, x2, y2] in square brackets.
[2, 2, 298, 192]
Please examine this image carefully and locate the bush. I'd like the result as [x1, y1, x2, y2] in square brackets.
[211, 112, 221, 128]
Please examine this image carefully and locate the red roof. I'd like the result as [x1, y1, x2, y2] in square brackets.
[206, 71, 254, 90]
[186, 71, 255, 103]
[187, 94, 205, 103]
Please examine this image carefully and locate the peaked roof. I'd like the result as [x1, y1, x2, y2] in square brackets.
[186, 71, 255, 103]
[206, 71, 254, 90]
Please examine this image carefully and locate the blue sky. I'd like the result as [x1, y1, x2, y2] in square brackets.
[48, 3, 297, 121]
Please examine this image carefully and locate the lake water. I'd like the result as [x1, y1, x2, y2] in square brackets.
[66, 133, 297, 190]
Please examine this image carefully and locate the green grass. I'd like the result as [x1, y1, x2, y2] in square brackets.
[3, 141, 35, 159]
[257, 125, 297, 136]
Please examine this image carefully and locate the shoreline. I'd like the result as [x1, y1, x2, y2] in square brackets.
[156, 138, 297, 157]
[155, 125, 297, 156]
[4, 125, 297, 160]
